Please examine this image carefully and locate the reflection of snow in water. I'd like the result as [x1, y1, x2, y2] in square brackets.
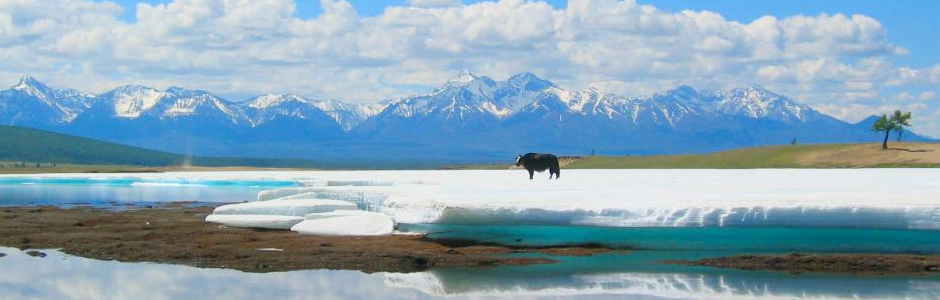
[384, 270, 940, 299]
[1, 247, 938, 300]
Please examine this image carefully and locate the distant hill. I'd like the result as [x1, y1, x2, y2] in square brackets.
[0, 125, 319, 168]
[0, 73, 934, 162]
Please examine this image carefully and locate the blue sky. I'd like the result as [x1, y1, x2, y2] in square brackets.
[109, 0, 940, 67]
[2, 0, 939, 136]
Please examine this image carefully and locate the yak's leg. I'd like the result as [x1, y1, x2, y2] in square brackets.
[528, 169, 534, 180]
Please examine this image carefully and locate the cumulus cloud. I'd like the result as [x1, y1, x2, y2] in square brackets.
[407, 0, 462, 7]
[0, 0, 937, 135]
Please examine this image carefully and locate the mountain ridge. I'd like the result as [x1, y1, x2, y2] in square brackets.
[0, 73, 930, 161]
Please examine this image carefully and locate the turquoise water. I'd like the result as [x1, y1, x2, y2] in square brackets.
[0, 177, 299, 187]
[0, 177, 297, 206]
[402, 223, 940, 253]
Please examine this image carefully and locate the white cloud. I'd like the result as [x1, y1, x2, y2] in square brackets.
[0, 0, 936, 133]
[920, 91, 937, 101]
[407, 0, 462, 7]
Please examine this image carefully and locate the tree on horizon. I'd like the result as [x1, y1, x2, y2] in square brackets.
[872, 110, 913, 150]
[872, 114, 896, 150]
[891, 110, 912, 142]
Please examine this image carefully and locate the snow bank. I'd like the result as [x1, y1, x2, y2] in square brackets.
[13, 169, 940, 230]
[212, 199, 358, 217]
[291, 210, 395, 236]
[248, 169, 940, 230]
[204, 214, 304, 230]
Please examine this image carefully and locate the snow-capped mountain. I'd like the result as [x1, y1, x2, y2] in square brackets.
[0, 76, 94, 125]
[0, 73, 926, 161]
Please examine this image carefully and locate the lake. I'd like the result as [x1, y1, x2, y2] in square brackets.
[1, 169, 939, 299]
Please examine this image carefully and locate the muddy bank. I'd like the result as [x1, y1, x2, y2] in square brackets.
[669, 253, 940, 275]
[0, 205, 610, 273]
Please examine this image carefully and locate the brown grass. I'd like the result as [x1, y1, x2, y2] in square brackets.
[795, 143, 940, 167]
[668, 253, 940, 275]
[0, 205, 613, 273]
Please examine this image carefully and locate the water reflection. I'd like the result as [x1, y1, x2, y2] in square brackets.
[1, 247, 938, 300]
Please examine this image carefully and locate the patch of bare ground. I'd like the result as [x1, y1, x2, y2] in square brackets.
[797, 143, 940, 167]
[0, 205, 611, 273]
[667, 253, 940, 275]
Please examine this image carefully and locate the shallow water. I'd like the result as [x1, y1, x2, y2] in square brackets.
[0, 247, 938, 300]
[404, 223, 940, 253]
[0, 176, 297, 206]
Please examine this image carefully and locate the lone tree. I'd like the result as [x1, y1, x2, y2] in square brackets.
[891, 110, 912, 142]
[872, 110, 913, 150]
[872, 114, 896, 150]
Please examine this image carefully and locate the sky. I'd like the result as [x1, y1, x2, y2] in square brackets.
[1, 0, 939, 136]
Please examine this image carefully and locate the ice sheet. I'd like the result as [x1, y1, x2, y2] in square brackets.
[291, 210, 395, 236]
[204, 214, 304, 229]
[212, 199, 358, 216]
[11, 169, 940, 229]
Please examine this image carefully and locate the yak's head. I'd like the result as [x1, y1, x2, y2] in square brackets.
[514, 155, 523, 166]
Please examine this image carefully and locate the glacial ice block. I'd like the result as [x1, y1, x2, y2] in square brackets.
[291, 210, 395, 236]
[212, 199, 358, 217]
[205, 214, 304, 229]
[256, 187, 321, 201]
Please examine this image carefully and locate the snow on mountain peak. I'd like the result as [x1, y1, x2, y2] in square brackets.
[247, 93, 309, 109]
[448, 70, 478, 84]
[507, 72, 554, 91]
[718, 84, 813, 121]
[6, 76, 94, 122]
[11, 75, 51, 98]
[111, 85, 165, 118]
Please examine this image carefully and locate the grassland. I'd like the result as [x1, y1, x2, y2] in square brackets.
[566, 143, 940, 169]
[0, 125, 320, 172]
[446, 143, 940, 170]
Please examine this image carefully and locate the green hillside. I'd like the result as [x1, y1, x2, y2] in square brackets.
[0, 125, 319, 168]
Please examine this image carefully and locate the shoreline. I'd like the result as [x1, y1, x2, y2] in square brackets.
[667, 253, 940, 275]
[0, 205, 610, 273]
[3, 204, 939, 276]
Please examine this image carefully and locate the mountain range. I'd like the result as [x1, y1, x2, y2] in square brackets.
[0, 72, 929, 163]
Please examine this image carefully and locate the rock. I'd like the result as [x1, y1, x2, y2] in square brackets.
[26, 250, 46, 258]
